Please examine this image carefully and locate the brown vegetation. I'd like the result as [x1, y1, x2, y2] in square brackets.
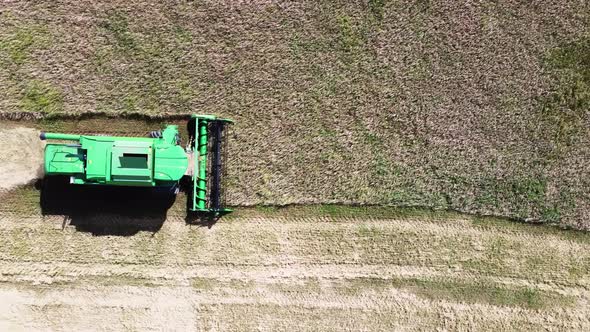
[0, 1, 588, 228]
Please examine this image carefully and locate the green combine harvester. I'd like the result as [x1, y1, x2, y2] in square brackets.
[40, 114, 232, 215]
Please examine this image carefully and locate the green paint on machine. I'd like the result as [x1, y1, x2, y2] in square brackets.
[40, 114, 233, 215]
[42, 125, 185, 187]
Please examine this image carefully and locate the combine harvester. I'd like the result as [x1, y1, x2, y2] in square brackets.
[39, 114, 232, 216]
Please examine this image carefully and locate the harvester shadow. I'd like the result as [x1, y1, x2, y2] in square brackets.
[184, 211, 221, 229]
[184, 211, 236, 228]
[39, 177, 174, 236]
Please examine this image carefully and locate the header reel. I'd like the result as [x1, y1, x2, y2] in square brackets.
[186, 114, 233, 216]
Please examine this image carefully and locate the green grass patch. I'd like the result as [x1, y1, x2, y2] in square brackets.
[337, 15, 364, 52]
[357, 224, 382, 237]
[255, 205, 279, 214]
[100, 12, 137, 52]
[541, 206, 561, 223]
[8, 275, 165, 289]
[0, 23, 50, 66]
[185, 274, 572, 310]
[348, 277, 573, 310]
[191, 277, 215, 290]
[541, 36, 590, 155]
[230, 204, 590, 244]
[472, 175, 550, 220]
[471, 214, 590, 245]
[0, 184, 41, 216]
[546, 36, 590, 112]
[368, 0, 386, 21]
[232, 204, 462, 220]
[20, 80, 63, 113]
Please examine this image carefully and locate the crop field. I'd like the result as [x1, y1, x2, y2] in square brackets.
[0, 0, 589, 228]
[1, 198, 590, 330]
[0, 0, 589, 330]
[0, 118, 590, 330]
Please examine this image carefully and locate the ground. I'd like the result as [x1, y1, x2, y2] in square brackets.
[1, 119, 590, 330]
[0, 1, 589, 328]
[1, 205, 590, 331]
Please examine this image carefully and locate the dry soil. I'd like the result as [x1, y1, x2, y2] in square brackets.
[0, 127, 44, 191]
[0, 212, 589, 331]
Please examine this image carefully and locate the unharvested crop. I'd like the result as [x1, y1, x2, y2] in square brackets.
[0, 1, 588, 229]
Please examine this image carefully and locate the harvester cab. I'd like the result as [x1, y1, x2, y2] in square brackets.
[40, 114, 233, 216]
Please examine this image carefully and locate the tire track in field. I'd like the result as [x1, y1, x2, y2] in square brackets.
[1, 214, 589, 330]
[1, 261, 589, 300]
[1, 215, 589, 286]
[0, 281, 588, 331]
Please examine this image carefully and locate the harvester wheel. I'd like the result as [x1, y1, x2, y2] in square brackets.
[187, 118, 196, 147]
[149, 130, 162, 138]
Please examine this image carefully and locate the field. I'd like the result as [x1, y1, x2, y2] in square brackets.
[0, 0, 589, 330]
[0, 118, 590, 330]
[1, 203, 590, 330]
[0, 0, 589, 228]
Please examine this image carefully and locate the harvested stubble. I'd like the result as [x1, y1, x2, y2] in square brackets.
[0, 208, 589, 330]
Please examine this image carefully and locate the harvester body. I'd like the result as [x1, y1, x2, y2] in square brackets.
[42, 125, 186, 187]
[40, 114, 232, 215]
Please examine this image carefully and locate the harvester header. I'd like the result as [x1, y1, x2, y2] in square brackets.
[40, 114, 233, 215]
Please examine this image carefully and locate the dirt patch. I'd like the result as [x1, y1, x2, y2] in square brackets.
[0, 127, 44, 191]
